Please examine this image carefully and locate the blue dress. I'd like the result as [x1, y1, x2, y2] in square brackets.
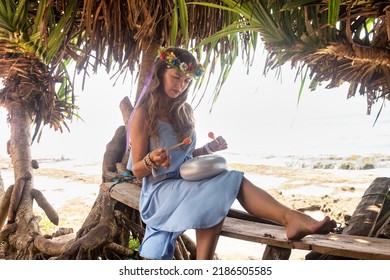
[127, 120, 243, 259]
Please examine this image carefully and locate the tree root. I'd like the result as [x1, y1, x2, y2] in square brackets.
[7, 173, 32, 223]
[0, 223, 17, 242]
[34, 234, 75, 257]
[0, 185, 13, 230]
[31, 189, 59, 225]
[106, 242, 134, 257]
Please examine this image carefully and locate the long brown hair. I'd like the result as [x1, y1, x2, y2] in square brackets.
[139, 47, 197, 145]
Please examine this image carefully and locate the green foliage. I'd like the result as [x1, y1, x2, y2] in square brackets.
[190, 0, 386, 112]
[128, 236, 140, 251]
[170, 0, 189, 46]
[328, 0, 341, 27]
[38, 214, 57, 235]
[0, 0, 79, 65]
[0, 0, 82, 135]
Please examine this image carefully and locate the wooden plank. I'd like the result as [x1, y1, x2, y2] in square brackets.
[221, 217, 390, 260]
[101, 182, 141, 210]
[101, 182, 390, 260]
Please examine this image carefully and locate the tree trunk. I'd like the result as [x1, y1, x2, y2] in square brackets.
[1, 102, 37, 259]
[136, 40, 161, 101]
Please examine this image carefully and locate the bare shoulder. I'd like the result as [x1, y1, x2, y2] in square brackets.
[132, 107, 148, 124]
[130, 107, 149, 143]
[133, 106, 147, 117]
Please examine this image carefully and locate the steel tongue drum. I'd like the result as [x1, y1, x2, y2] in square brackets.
[179, 154, 227, 181]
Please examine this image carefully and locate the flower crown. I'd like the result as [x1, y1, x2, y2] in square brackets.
[157, 47, 204, 78]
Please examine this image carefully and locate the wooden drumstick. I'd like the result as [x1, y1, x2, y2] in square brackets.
[167, 137, 192, 150]
[208, 131, 220, 144]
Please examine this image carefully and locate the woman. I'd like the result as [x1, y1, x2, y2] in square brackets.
[127, 47, 336, 260]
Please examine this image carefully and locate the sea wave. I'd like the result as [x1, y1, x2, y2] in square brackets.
[223, 152, 390, 170]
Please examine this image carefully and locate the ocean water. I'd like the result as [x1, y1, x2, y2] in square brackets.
[192, 76, 390, 169]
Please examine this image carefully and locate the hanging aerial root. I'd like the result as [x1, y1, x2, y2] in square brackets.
[31, 189, 59, 225]
[0, 185, 13, 229]
[7, 173, 32, 223]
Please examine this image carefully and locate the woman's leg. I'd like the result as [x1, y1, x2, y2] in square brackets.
[195, 220, 224, 260]
[237, 177, 336, 240]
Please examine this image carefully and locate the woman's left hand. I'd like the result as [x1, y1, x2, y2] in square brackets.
[208, 136, 228, 152]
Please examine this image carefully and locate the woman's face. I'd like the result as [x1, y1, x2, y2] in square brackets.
[162, 68, 192, 99]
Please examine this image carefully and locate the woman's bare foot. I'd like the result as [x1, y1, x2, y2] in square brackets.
[284, 210, 337, 240]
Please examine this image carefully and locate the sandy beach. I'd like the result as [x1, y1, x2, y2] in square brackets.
[1, 154, 389, 260]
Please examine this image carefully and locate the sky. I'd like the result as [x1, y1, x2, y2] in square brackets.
[1, 55, 390, 163]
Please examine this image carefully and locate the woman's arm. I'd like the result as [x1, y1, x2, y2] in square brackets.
[130, 108, 171, 179]
[129, 108, 152, 178]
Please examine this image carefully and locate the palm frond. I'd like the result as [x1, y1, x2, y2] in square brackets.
[0, 0, 81, 141]
[193, 0, 390, 114]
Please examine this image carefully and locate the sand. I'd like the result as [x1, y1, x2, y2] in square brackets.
[0, 155, 387, 260]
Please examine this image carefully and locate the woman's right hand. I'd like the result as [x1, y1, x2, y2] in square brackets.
[150, 148, 171, 169]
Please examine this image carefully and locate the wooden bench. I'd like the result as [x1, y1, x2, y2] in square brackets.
[100, 181, 390, 260]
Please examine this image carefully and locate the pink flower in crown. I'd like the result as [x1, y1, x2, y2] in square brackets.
[187, 62, 195, 73]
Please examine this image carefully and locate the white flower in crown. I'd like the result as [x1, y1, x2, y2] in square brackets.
[180, 62, 188, 72]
